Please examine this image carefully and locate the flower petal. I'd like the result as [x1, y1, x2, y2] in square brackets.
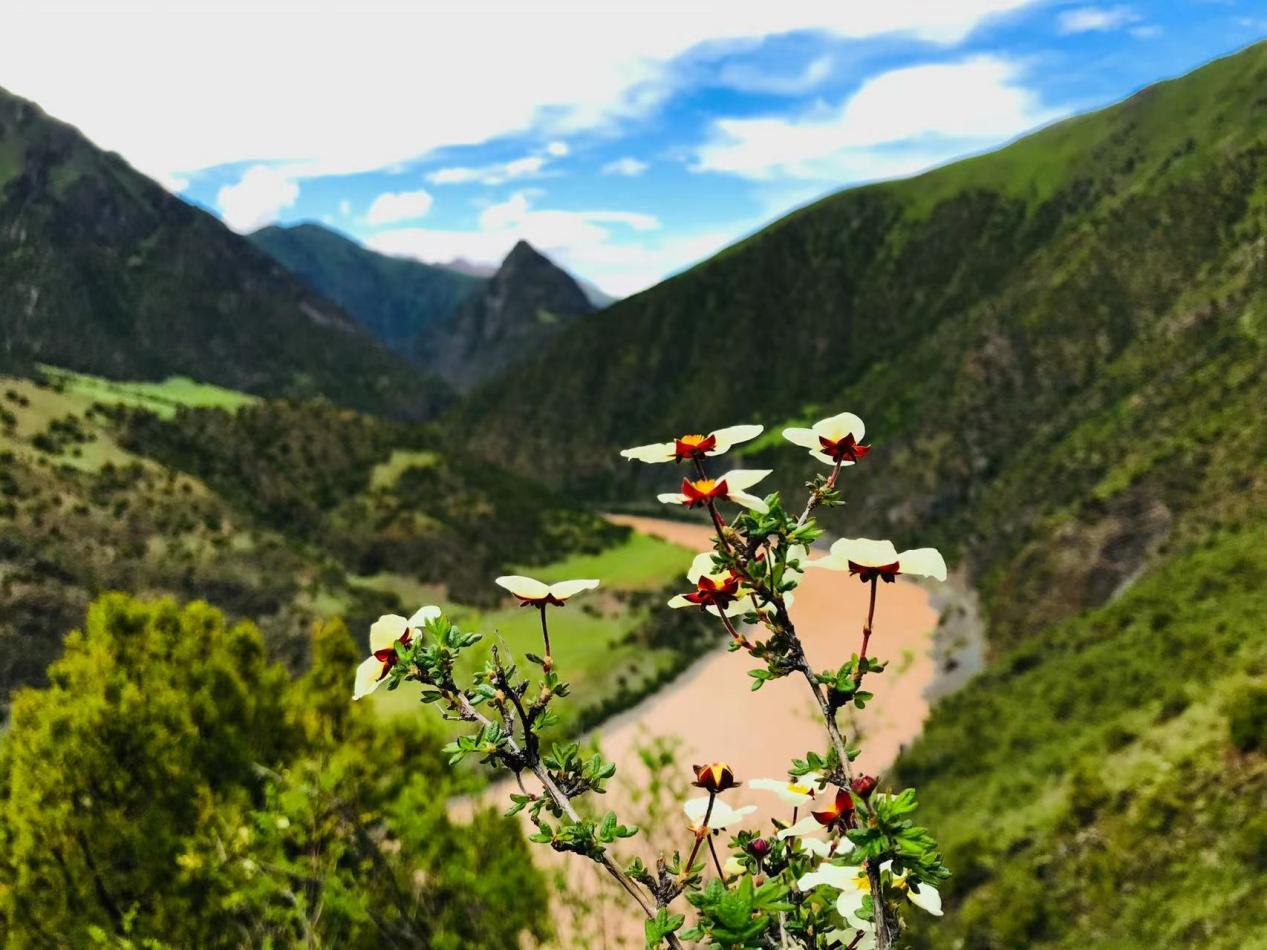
[729, 490, 770, 514]
[369, 614, 408, 652]
[781, 426, 819, 449]
[829, 538, 899, 568]
[798, 861, 857, 892]
[907, 882, 943, 916]
[749, 777, 816, 806]
[709, 424, 763, 454]
[407, 605, 442, 628]
[683, 796, 756, 830]
[657, 492, 688, 506]
[619, 441, 676, 463]
[897, 548, 947, 582]
[835, 885, 868, 925]
[810, 450, 853, 467]
[718, 469, 772, 492]
[667, 594, 693, 609]
[776, 815, 822, 839]
[495, 575, 551, 600]
[686, 552, 718, 583]
[547, 578, 600, 600]
[812, 412, 865, 444]
[353, 656, 385, 700]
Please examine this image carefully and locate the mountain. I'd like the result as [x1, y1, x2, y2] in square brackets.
[248, 222, 484, 349]
[451, 42, 1267, 945]
[0, 87, 441, 419]
[251, 227, 603, 387]
[422, 238, 597, 390]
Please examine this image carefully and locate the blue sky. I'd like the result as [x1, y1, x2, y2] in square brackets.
[4, 1, 1265, 293]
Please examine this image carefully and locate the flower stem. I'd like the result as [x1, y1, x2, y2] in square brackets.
[706, 834, 727, 881]
[537, 604, 553, 671]
[683, 792, 715, 871]
[855, 577, 878, 685]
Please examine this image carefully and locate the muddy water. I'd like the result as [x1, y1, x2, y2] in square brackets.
[473, 514, 945, 948]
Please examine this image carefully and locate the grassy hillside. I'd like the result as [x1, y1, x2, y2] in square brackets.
[0, 87, 444, 419]
[0, 370, 710, 718]
[449, 41, 1267, 944]
[249, 222, 484, 349]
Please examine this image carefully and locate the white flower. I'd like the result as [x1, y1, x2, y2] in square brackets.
[805, 538, 947, 583]
[683, 796, 757, 831]
[494, 575, 600, 606]
[782, 412, 870, 466]
[749, 774, 818, 807]
[892, 868, 943, 916]
[723, 855, 747, 878]
[800, 835, 854, 859]
[666, 552, 750, 617]
[657, 469, 771, 513]
[776, 815, 823, 840]
[352, 605, 441, 700]
[620, 424, 763, 463]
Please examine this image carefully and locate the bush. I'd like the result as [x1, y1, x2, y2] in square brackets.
[1225, 682, 1267, 752]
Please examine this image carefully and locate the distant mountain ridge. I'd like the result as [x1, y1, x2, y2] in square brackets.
[252, 225, 600, 390]
[0, 86, 442, 419]
[249, 222, 484, 350]
[421, 239, 598, 390]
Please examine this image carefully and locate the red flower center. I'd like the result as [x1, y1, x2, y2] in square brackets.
[674, 433, 717, 461]
[515, 594, 568, 607]
[848, 560, 901, 583]
[683, 572, 742, 608]
[818, 433, 871, 463]
[811, 788, 855, 827]
[371, 630, 413, 682]
[681, 477, 728, 506]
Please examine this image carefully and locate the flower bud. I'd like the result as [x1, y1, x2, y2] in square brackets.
[691, 762, 740, 794]
[747, 837, 771, 858]
[850, 775, 878, 799]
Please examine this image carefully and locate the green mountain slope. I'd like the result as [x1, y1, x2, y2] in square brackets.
[451, 41, 1267, 945]
[249, 222, 484, 349]
[0, 369, 710, 729]
[0, 88, 443, 419]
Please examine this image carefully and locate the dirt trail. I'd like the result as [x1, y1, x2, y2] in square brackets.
[470, 514, 944, 948]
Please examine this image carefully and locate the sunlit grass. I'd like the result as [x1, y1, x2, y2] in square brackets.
[38, 365, 257, 417]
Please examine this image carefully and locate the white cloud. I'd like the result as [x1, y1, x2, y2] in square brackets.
[1129, 24, 1162, 39]
[427, 155, 547, 186]
[1057, 6, 1139, 34]
[338, 199, 352, 217]
[545, 141, 570, 157]
[602, 156, 650, 176]
[692, 56, 1060, 183]
[365, 189, 696, 295]
[716, 55, 834, 95]
[215, 165, 299, 232]
[0, 0, 1039, 185]
[365, 189, 435, 226]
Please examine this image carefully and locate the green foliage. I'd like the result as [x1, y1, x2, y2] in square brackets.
[894, 521, 1267, 947]
[681, 876, 792, 947]
[0, 594, 548, 947]
[1225, 682, 1267, 753]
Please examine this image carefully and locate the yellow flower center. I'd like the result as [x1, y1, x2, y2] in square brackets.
[691, 478, 717, 493]
[678, 433, 708, 447]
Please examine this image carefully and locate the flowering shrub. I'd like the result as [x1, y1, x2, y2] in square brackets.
[354, 411, 950, 948]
